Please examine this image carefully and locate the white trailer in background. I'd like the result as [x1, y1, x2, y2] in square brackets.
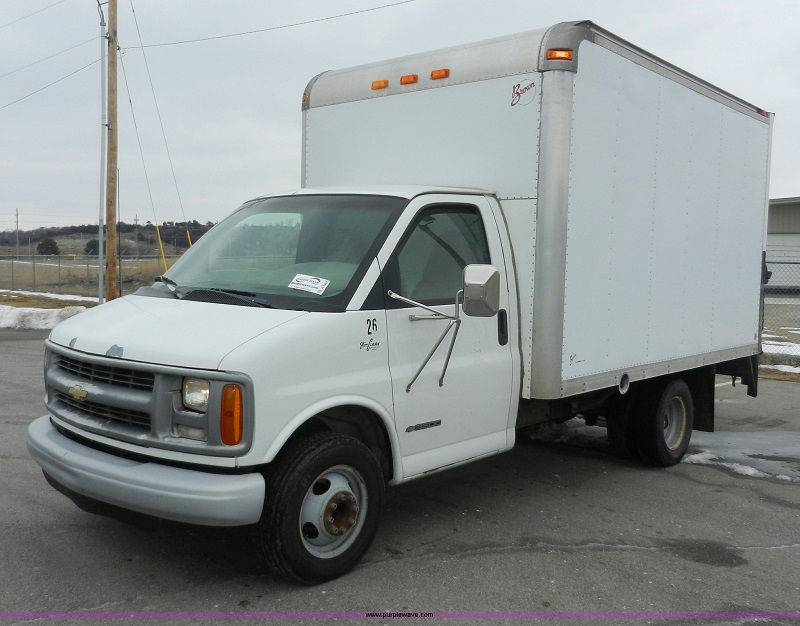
[28, 21, 773, 583]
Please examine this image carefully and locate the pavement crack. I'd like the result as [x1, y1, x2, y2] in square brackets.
[369, 538, 800, 568]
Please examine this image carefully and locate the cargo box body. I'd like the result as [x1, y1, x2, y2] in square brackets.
[302, 21, 772, 400]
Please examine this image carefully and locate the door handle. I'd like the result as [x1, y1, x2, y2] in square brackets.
[498, 309, 508, 346]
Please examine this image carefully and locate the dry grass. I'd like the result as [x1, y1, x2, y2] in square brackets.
[0, 292, 96, 309]
[0, 256, 178, 298]
[758, 368, 800, 383]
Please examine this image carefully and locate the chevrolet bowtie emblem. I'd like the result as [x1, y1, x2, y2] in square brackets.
[66, 385, 89, 402]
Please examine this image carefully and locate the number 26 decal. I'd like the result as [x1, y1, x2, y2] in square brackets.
[366, 318, 378, 335]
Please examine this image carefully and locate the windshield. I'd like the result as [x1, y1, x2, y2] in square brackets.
[162, 194, 407, 311]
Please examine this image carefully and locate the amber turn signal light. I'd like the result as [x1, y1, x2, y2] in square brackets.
[220, 384, 243, 446]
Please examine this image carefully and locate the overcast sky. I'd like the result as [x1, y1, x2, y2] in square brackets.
[1, 0, 798, 230]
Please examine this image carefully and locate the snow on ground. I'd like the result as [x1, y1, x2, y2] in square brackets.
[0, 289, 94, 329]
[0, 289, 98, 302]
[528, 419, 800, 484]
[762, 341, 800, 355]
[0, 305, 86, 330]
[686, 431, 800, 483]
[762, 364, 800, 374]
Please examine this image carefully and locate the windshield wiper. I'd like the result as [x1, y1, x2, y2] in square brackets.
[183, 287, 273, 309]
[154, 275, 181, 297]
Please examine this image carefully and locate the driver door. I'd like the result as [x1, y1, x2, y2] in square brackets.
[380, 196, 514, 479]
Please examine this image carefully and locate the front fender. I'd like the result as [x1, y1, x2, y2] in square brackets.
[262, 394, 403, 485]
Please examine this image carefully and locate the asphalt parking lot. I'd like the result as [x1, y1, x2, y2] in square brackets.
[2, 328, 799, 623]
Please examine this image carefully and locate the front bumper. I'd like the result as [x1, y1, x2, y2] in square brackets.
[26, 416, 265, 526]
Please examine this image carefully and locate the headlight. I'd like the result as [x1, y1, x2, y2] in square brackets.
[182, 378, 210, 413]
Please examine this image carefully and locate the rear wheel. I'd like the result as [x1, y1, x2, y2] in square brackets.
[259, 431, 384, 584]
[637, 379, 694, 466]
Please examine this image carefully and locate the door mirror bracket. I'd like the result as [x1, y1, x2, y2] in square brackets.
[387, 290, 462, 392]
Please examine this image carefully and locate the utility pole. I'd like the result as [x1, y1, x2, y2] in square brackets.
[134, 214, 139, 258]
[15, 208, 19, 258]
[97, 1, 107, 303]
[104, 0, 118, 301]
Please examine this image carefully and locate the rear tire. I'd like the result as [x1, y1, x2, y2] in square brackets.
[259, 431, 384, 584]
[637, 379, 694, 466]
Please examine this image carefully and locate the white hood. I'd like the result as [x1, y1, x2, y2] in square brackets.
[48, 294, 307, 370]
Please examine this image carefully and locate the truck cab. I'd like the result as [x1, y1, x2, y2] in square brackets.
[28, 187, 519, 583]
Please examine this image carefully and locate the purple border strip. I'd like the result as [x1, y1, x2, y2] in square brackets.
[1, 612, 800, 620]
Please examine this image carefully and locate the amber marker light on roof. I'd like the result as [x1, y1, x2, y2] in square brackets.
[400, 73, 418, 85]
[430, 68, 450, 80]
[546, 49, 574, 61]
[371, 79, 389, 90]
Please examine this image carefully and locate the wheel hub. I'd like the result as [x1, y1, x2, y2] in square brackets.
[299, 466, 368, 558]
[323, 491, 359, 536]
[662, 396, 687, 451]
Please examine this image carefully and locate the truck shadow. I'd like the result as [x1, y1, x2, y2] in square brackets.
[81, 424, 639, 585]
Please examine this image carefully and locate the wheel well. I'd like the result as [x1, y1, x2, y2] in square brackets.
[279, 406, 395, 482]
[602, 366, 714, 432]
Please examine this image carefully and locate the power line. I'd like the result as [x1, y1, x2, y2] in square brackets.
[121, 0, 418, 49]
[0, 35, 97, 80]
[0, 0, 70, 30]
[0, 58, 100, 111]
[127, 0, 189, 243]
[118, 49, 162, 234]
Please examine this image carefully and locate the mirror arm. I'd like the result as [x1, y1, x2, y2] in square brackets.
[388, 290, 454, 321]
[405, 319, 457, 393]
[389, 289, 464, 392]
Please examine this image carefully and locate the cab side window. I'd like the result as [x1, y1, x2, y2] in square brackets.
[393, 206, 490, 305]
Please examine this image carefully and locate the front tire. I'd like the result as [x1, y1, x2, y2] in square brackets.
[637, 379, 694, 466]
[259, 432, 384, 584]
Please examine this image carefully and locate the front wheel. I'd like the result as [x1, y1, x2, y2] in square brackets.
[637, 379, 694, 466]
[259, 432, 384, 584]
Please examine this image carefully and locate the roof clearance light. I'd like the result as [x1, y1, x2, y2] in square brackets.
[430, 68, 450, 80]
[371, 79, 389, 90]
[546, 49, 574, 61]
[400, 73, 418, 85]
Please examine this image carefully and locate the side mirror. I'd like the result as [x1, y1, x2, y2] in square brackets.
[462, 264, 500, 317]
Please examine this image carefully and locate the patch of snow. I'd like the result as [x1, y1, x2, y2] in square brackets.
[762, 342, 800, 355]
[0, 305, 86, 329]
[686, 431, 800, 483]
[683, 455, 776, 479]
[761, 364, 800, 374]
[0, 289, 97, 302]
[527, 420, 800, 485]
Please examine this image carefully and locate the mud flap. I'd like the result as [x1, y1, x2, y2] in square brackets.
[716, 354, 759, 398]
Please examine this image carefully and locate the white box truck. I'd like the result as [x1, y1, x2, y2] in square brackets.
[27, 21, 772, 583]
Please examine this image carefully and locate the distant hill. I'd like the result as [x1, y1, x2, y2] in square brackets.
[0, 221, 214, 256]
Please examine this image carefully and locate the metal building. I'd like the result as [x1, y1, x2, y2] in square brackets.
[767, 196, 800, 290]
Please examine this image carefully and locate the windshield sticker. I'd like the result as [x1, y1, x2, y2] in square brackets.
[288, 274, 330, 295]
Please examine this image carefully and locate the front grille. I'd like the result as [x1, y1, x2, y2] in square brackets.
[55, 392, 151, 429]
[56, 355, 155, 391]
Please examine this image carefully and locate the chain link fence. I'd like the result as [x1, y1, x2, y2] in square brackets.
[1, 253, 799, 365]
[0, 255, 180, 299]
[763, 260, 800, 369]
